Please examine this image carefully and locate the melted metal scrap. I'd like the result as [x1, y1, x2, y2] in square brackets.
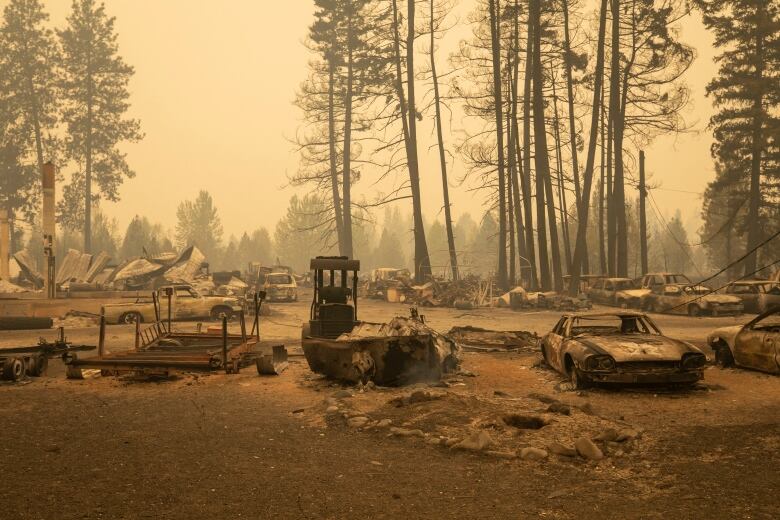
[303, 316, 462, 386]
[446, 326, 539, 352]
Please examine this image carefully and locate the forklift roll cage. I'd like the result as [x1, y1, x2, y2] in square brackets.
[309, 256, 361, 339]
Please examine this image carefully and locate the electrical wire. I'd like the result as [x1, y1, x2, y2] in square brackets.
[645, 192, 705, 278]
[664, 258, 780, 313]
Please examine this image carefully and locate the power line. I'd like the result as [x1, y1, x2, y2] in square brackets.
[665, 257, 780, 313]
[645, 191, 704, 278]
[694, 226, 780, 288]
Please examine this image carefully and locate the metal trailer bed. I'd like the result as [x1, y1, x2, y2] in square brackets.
[63, 293, 287, 379]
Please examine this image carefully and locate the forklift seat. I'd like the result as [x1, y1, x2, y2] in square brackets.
[318, 286, 350, 304]
[318, 303, 355, 323]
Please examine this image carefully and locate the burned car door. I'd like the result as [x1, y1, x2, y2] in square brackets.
[173, 287, 199, 320]
[587, 280, 604, 304]
[735, 312, 780, 373]
[542, 317, 568, 373]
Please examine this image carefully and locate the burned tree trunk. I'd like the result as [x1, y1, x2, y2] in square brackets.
[342, 7, 355, 258]
[489, 0, 509, 291]
[328, 60, 346, 254]
[568, 0, 609, 295]
[521, 6, 539, 290]
[430, 0, 459, 281]
[610, 0, 628, 277]
[531, 0, 562, 291]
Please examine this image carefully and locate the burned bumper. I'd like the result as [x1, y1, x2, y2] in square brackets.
[583, 369, 703, 384]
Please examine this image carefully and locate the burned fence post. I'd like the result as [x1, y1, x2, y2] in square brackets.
[222, 315, 228, 373]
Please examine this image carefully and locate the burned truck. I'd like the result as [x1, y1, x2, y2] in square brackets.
[301, 257, 460, 386]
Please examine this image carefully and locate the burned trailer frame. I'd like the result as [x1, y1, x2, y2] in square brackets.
[0, 327, 95, 381]
[63, 293, 287, 378]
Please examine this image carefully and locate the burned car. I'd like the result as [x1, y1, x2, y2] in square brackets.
[263, 272, 298, 302]
[103, 284, 243, 324]
[723, 281, 780, 314]
[587, 277, 648, 308]
[539, 311, 706, 389]
[643, 284, 743, 316]
[707, 307, 780, 374]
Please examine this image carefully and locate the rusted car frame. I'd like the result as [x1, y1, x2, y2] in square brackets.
[540, 311, 706, 389]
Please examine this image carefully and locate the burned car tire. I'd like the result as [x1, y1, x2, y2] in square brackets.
[570, 367, 590, 390]
[714, 343, 735, 368]
[120, 312, 142, 325]
[687, 305, 702, 317]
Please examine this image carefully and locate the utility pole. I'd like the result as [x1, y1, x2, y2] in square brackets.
[639, 151, 648, 275]
[42, 162, 56, 298]
[0, 209, 9, 280]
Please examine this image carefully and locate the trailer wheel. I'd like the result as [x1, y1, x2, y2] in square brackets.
[66, 365, 84, 380]
[2, 357, 25, 381]
[28, 355, 48, 377]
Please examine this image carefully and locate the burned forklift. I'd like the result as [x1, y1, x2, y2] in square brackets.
[301, 256, 461, 386]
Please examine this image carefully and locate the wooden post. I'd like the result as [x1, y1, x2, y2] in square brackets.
[639, 151, 648, 275]
[98, 311, 106, 359]
[0, 209, 9, 281]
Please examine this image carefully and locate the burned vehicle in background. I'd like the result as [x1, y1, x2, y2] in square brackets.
[301, 257, 460, 386]
[643, 284, 743, 317]
[539, 312, 706, 389]
[262, 272, 298, 302]
[102, 284, 244, 324]
[587, 277, 648, 308]
[723, 281, 780, 314]
[707, 307, 780, 374]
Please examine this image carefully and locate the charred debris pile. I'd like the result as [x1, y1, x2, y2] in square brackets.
[363, 269, 591, 311]
[5, 245, 251, 297]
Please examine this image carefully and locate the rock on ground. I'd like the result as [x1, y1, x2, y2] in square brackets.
[519, 447, 548, 461]
[453, 431, 493, 452]
[575, 437, 604, 461]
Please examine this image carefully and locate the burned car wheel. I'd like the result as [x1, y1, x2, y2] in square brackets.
[714, 342, 735, 368]
[120, 312, 142, 325]
[569, 366, 590, 390]
[687, 305, 702, 317]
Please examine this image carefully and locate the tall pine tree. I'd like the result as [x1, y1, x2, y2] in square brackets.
[696, 0, 780, 275]
[58, 0, 142, 252]
[0, 0, 60, 251]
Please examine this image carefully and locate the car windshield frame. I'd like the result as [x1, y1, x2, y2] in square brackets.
[267, 274, 293, 285]
[565, 314, 661, 338]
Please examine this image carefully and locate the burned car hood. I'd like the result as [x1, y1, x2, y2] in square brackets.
[572, 334, 701, 362]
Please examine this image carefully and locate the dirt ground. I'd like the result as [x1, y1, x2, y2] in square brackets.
[1, 295, 778, 519]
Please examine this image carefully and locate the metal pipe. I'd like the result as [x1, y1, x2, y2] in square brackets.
[222, 315, 228, 372]
[134, 318, 141, 350]
[240, 310, 247, 343]
[98, 313, 106, 359]
[166, 289, 173, 332]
